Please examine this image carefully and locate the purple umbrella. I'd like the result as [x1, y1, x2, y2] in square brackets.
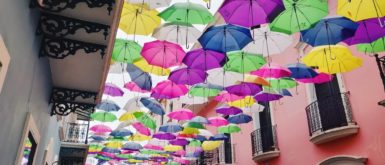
[225, 82, 262, 96]
[170, 138, 189, 146]
[254, 92, 283, 102]
[168, 68, 207, 85]
[183, 48, 226, 71]
[344, 17, 385, 45]
[216, 106, 243, 115]
[103, 83, 124, 97]
[219, 0, 284, 27]
[153, 132, 177, 140]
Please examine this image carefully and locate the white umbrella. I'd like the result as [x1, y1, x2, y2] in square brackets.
[109, 62, 126, 74]
[178, 95, 208, 104]
[127, 0, 171, 9]
[243, 26, 293, 56]
[206, 68, 243, 87]
[198, 129, 214, 137]
[123, 96, 142, 111]
[152, 22, 202, 47]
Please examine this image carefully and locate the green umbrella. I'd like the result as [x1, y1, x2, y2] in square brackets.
[224, 51, 266, 73]
[268, 77, 297, 89]
[218, 124, 241, 134]
[90, 112, 117, 122]
[183, 122, 205, 129]
[95, 154, 111, 161]
[116, 154, 133, 159]
[140, 149, 165, 155]
[188, 139, 202, 147]
[357, 37, 385, 54]
[112, 39, 142, 63]
[270, 0, 328, 34]
[107, 136, 125, 141]
[133, 111, 157, 130]
[158, 2, 214, 25]
[188, 84, 222, 97]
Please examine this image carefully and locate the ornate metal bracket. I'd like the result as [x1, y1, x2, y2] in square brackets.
[51, 87, 98, 102]
[30, 0, 114, 15]
[37, 13, 110, 39]
[40, 35, 106, 59]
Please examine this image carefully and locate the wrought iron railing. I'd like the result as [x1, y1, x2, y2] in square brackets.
[250, 125, 278, 156]
[305, 92, 355, 136]
[64, 122, 89, 144]
[375, 54, 385, 91]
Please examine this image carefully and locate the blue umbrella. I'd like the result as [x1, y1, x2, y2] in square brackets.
[301, 17, 359, 46]
[159, 123, 183, 133]
[96, 100, 120, 112]
[90, 135, 106, 142]
[190, 116, 210, 124]
[110, 129, 133, 137]
[101, 147, 121, 153]
[139, 97, 165, 115]
[198, 24, 253, 53]
[123, 142, 143, 151]
[195, 135, 207, 141]
[209, 134, 229, 141]
[126, 64, 152, 91]
[287, 63, 318, 79]
[228, 113, 252, 124]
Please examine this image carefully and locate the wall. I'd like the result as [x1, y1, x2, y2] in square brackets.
[0, 0, 61, 164]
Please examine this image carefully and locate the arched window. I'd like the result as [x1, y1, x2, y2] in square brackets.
[319, 155, 367, 165]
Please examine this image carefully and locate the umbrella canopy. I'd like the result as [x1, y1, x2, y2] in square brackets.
[244, 75, 271, 86]
[254, 92, 283, 102]
[141, 40, 186, 68]
[110, 129, 133, 137]
[191, 116, 210, 124]
[119, 3, 161, 35]
[123, 142, 143, 151]
[132, 122, 151, 136]
[202, 141, 222, 151]
[189, 83, 223, 97]
[119, 112, 136, 122]
[225, 82, 262, 96]
[133, 59, 171, 76]
[228, 113, 253, 124]
[96, 100, 120, 112]
[159, 123, 183, 133]
[206, 68, 244, 87]
[344, 17, 385, 45]
[168, 108, 194, 121]
[302, 45, 363, 74]
[90, 124, 112, 134]
[219, 0, 284, 27]
[152, 80, 188, 99]
[270, 0, 328, 34]
[112, 39, 142, 63]
[103, 83, 124, 97]
[198, 24, 253, 53]
[224, 51, 266, 73]
[104, 141, 123, 149]
[243, 26, 293, 56]
[153, 132, 177, 140]
[170, 139, 189, 146]
[183, 122, 205, 129]
[153, 22, 202, 46]
[139, 97, 165, 115]
[159, 2, 214, 24]
[124, 82, 150, 93]
[337, 0, 385, 22]
[268, 77, 298, 89]
[164, 145, 183, 152]
[128, 133, 151, 141]
[251, 63, 291, 78]
[227, 96, 255, 108]
[287, 63, 318, 79]
[133, 111, 157, 130]
[183, 48, 226, 71]
[127, 0, 171, 9]
[214, 92, 244, 102]
[168, 68, 207, 85]
[208, 117, 229, 127]
[357, 37, 385, 54]
[126, 64, 152, 91]
[296, 72, 333, 84]
[218, 124, 241, 134]
[301, 17, 359, 46]
[182, 127, 200, 134]
[216, 106, 243, 115]
[143, 144, 164, 151]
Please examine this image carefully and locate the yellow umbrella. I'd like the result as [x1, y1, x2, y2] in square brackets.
[243, 75, 271, 86]
[181, 127, 199, 134]
[104, 141, 123, 149]
[164, 145, 183, 152]
[202, 141, 222, 151]
[227, 96, 255, 108]
[337, 0, 385, 22]
[302, 45, 363, 74]
[128, 159, 143, 163]
[133, 58, 170, 76]
[119, 112, 136, 122]
[128, 133, 151, 141]
[119, 3, 161, 35]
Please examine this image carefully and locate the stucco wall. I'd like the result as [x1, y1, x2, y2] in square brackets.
[0, 0, 61, 164]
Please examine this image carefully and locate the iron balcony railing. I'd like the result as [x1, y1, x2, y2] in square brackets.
[64, 122, 89, 144]
[251, 125, 278, 156]
[375, 54, 385, 91]
[305, 92, 355, 136]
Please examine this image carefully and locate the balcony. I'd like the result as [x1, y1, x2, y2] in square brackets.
[306, 92, 359, 144]
[375, 54, 385, 106]
[251, 125, 280, 163]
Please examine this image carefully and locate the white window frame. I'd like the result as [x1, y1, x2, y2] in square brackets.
[15, 113, 41, 165]
[0, 34, 11, 94]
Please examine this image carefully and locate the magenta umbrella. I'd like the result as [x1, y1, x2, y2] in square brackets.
[104, 83, 124, 97]
[132, 122, 151, 136]
[344, 17, 385, 45]
[254, 92, 283, 102]
[170, 139, 189, 146]
[214, 91, 244, 102]
[216, 106, 243, 115]
[124, 82, 150, 93]
[208, 116, 229, 127]
[144, 144, 164, 151]
[168, 108, 194, 121]
[251, 63, 291, 78]
[225, 82, 262, 96]
[153, 132, 176, 140]
[296, 72, 333, 84]
[183, 48, 226, 71]
[152, 80, 188, 99]
[90, 124, 112, 134]
[141, 40, 186, 68]
[219, 0, 284, 27]
[168, 68, 208, 85]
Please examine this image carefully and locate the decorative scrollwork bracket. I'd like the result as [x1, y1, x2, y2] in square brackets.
[30, 0, 114, 15]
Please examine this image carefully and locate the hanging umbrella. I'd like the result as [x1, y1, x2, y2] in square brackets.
[119, 111, 136, 122]
[132, 122, 151, 136]
[153, 132, 177, 140]
[228, 113, 253, 124]
[219, 0, 284, 27]
[270, 0, 328, 34]
[167, 108, 194, 121]
[208, 117, 229, 127]
[159, 123, 183, 133]
[101, 147, 121, 154]
[164, 145, 183, 152]
[110, 129, 133, 137]
[216, 106, 243, 115]
[159, 2, 214, 25]
[96, 100, 120, 112]
[90, 112, 117, 122]
[296, 72, 333, 84]
[191, 116, 210, 124]
[104, 141, 123, 149]
[243, 26, 293, 56]
[218, 124, 241, 134]
[302, 45, 363, 74]
[144, 144, 164, 151]
[268, 77, 298, 89]
[202, 141, 222, 151]
[103, 83, 124, 97]
[251, 63, 291, 78]
[141, 40, 186, 68]
[133, 111, 157, 130]
[344, 17, 385, 45]
[225, 82, 262, 96]
[224, 51, 266, 73]
[116, 154, 134, 160]
[123, 142, 143, 151]
[337, 0, 385, 22]
[287, 63, 318, 79]
[139, 97, 165, 115]
[188, 139, 202, 147]
[181, 127, 200, 134]
[124, 82, 150, 93]
[168, 68, 207, 85]
[357, 37, 385, 54]
[198, 24, 253, 53]
[126, 64, 152, 91]
[227, 96, 255, 108]
[189, 83, 223, 97]
[90, 124, 112, 134]
[183, 48, 226, 71]
[153, 22, 202, 46]
[119, 3, 161, 36]
[170, 139, 189, 146]
[133, 58, 171, 76]
[183, 122, 205, 129]
[127, 0, 171, 9]
[195, 135, 208, 141]
[254, 92, 283, 102]
[152, 80, 188, 99]
[206, 68, 244, 87]
[108, 62, 126, 74]
[244, 75, 271, 86]
[301, 17, 359, 46]
[128, 133, 151, 141]
[214, 91, 244, 102]
[112, 39, 142, 63]
[209, 134, 229, 141]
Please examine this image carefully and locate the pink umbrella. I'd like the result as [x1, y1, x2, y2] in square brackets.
[132, 122, 151, 136]
[90, 124, 112, 134]
[141, 40, 186, 68]
[296, 72, 333, 84]
[104, 83, 124, 96]
[208, 117, 229, 127]
[144, 144, 164, 151]
[174, 157, 189, 164]
[124, 82, 150, 93]
[152, 80, 188, 99]
[214, 91, 244, 102]
[251, 63, 291, 78]
[168, 108, 195, 120]
[174, 150, 186, 156]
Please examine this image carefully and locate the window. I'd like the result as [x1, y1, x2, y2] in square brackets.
[0, 35, 11, 94]
[16, 113, 40, 165]
[318, 155, 367, 165]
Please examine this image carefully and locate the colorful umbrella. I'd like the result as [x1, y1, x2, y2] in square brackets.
[104, 141, 123, 149]
[159, 123, 183, 133]
[218, 124, 241, 134]
[153, 132, 176, 140]
[124, 82, 150, 93]
[128, 133, 151, 141]
[183, 48, 226, 71]
[227, 96, 255, 108]
[244, 75, 271, 86]
[208, 117, 229, 127]
[141, 40, 186, 68]
[96, 100, 120, 112]
[127, 0, 171, 9]
[287, 63, 318, 79]
[110, 129, 133, 137]
[188, 139, 202, 147]
[170, 139, 189, 146]
[103, 83, 124, 97]
[123, 142, 143, 151]
[189, 83, 223, 97]
[168, 68, 207, 85]
[268, 77, 298, 89]
[215, 106, 243, 115]
[90, 124, 112, 134]
[126, 64, 152, 91]
[190, 116, 210, 124]
[202, 141, 222, 151]
[140, 97, 165, 115]
[225, 82, 262, 96]
[183, 122, 205, 129]
[214, 91, 244, 102]
[356, 37, 385, 54]
[119, 111, 136, 122]
[344, 17, 385, 45]
[270, 0, 328, 34]
[152, 80, 188, 99]
[228, 113, 253, 124]
[112, 39, 142, 63]
[224, 51, 266, 73]
[159, 2, 214, 24]
[152, 22, 202, 46]
[254, 92, 283, 102]
[133, 111, 157, 130]
[181, 127, 200, 134]
[337, 0, 385, 22]
[132, 122, 151, 136]
[198, 24, 253, 53]
[133, 58, 171, 76]
[206, 68, 244, 87]
[296, 72, 333, 84]
[164, 145, 183, 152]
[144, 144, 164, 151]
[168, 108, 194, 121]
[251, 63, 291, 78]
